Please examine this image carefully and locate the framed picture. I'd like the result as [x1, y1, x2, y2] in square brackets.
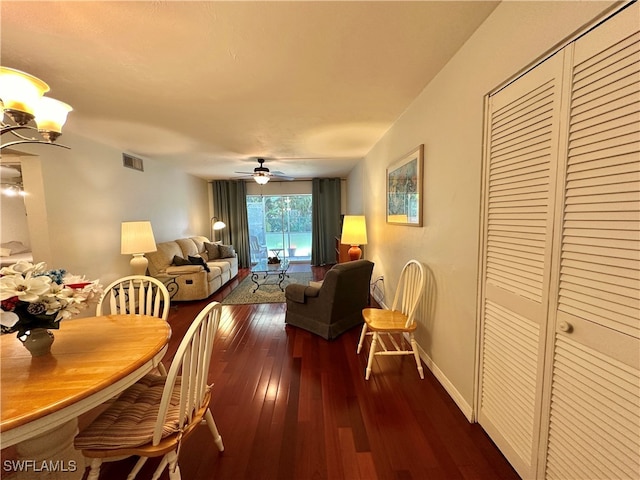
[386, 144, 423, 226]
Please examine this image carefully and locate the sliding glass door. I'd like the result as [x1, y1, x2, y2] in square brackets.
[247, 194, 312, 263]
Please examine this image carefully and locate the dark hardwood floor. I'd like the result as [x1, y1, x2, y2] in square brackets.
[82, 264, 517, 479]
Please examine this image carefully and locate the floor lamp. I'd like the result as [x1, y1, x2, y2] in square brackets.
[341, 215, 368, 261]
[211, 217, 226, 242]
[121, 221, 157, 275]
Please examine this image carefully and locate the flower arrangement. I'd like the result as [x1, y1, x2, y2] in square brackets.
[0, 261, 103, 337]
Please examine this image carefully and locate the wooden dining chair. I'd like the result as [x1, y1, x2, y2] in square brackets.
[97, 275, 170, 320]
[97, 275, 171, 375]
[357, 259, 426, 380]
[75, 301, 224, 480]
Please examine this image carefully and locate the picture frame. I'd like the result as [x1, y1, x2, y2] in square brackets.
[386, 144, 423, 226]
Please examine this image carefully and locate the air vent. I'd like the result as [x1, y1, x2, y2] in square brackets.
[122, 153, 144, 172]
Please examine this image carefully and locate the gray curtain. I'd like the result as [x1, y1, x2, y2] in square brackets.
[212, 180, 251, 268]
[311, 178, 341, 266]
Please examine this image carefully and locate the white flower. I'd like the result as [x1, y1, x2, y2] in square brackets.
[0, 311, 19, 329]
[0, 261, 46, 277]
[0, 262, 103, 333]
[40, 296, 63, 316]
[0, 275, 52, 302]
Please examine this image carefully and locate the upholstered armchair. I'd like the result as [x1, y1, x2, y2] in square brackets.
[285, 260, 374, 340]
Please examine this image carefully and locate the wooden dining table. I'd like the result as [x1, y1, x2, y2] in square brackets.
[0, 314, 171, 479]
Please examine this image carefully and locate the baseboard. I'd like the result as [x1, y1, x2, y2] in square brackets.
[416, 343, 474, 422]
[369, 288, 474, 422]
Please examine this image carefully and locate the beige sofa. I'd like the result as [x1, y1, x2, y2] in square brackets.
[146, 236, 238, 301]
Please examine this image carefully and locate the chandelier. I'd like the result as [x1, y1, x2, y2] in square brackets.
[0, 67, 73, 151]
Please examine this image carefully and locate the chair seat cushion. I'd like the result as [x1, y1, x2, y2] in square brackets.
[74, 374, 181, 450]
[362, 308, 414, 331]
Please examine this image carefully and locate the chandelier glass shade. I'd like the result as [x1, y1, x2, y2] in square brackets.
[253, 172, 270, 185]
[0, 67, 73, 150]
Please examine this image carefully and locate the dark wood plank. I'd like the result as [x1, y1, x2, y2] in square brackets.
[61, 263, 517, 479]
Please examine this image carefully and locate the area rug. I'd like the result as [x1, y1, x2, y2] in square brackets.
[222, 272, 313, 305]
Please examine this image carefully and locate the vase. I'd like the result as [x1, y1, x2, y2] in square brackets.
[21, 328, 55, 357]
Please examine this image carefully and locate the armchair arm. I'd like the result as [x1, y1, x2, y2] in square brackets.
[285, 284, 320, 303]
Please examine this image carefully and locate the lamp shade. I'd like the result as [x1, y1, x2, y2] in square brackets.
[0, 67, 49, 116]
[121, 221, 157, 255]
[341, 215, 368, 246]
[212, 219, 226, 231]
[34, 97, 73, 133]
[254, 173, 270, 185]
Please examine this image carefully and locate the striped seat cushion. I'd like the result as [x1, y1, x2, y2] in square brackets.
[74, 374, 181, 450]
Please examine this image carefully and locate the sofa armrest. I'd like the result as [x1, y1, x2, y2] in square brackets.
[166, 265, 203, 275]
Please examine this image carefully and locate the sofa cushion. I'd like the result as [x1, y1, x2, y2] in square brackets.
[189, 236, 209, 254]
[219, 244, 236, 258]
[166, 265, 203, 275]
[147, 241, 183, 275]
[172, 255, 191, 266]
[207, 266, 222, 280]
[176, 238, 198, 258]
[208, 260, 230, 274]
[188, 255, 210, 272]
[205, 242, 221, 260]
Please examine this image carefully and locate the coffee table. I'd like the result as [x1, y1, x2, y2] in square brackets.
[250, 259, 290, 292]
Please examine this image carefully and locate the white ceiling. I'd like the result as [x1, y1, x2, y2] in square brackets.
[1, 1, 499, 181]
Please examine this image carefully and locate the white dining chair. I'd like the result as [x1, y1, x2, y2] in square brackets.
[357, 259, 426, 380]
[97, 275, 170, 320]
[75, 301, 224, 480]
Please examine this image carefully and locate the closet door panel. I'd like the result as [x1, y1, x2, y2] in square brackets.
[544, 4, 640, 478]
[479, 52, 565, 478]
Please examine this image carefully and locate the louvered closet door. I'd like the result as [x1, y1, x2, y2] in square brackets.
[542, 5, 640, 479]
[478, 52, 565, 478]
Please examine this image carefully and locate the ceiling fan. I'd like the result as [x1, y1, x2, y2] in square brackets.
[235, 158, 293, 184]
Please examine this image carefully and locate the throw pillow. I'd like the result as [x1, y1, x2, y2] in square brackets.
[188, 255, 210, 272]
[219, 244, 236, 258]
[172, 255, 191, 266]
[1, 241, 28, 255]
[204, 242, 221, 260]
[0, 247, 11, 257]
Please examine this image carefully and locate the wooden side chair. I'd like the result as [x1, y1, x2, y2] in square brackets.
[97, 275, 170, 320]
[75, 301, 224, 480]
[97, 275, 171, 375]
[357, 259, 426, 380]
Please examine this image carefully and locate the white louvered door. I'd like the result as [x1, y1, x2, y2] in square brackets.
[541, 5, 640, 479]
[478, 51, 565, 479]
[479, 3, 640, 479]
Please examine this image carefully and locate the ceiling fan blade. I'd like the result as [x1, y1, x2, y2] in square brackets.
[234, 171, 256, 174]
[272, 173, 294, 181]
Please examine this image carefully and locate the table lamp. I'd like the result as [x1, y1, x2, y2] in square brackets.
[121, 221, 157, 275]
[341, 215, 368, 261]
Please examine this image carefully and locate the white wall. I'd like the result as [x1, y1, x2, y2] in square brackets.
[353, 0, 618, 418]
[9, 132, 210, 286]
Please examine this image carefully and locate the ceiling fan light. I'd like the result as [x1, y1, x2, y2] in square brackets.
[254, 173, 270, 185]
[0, 67, 50, 120]
[34, 96, 73, 135]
